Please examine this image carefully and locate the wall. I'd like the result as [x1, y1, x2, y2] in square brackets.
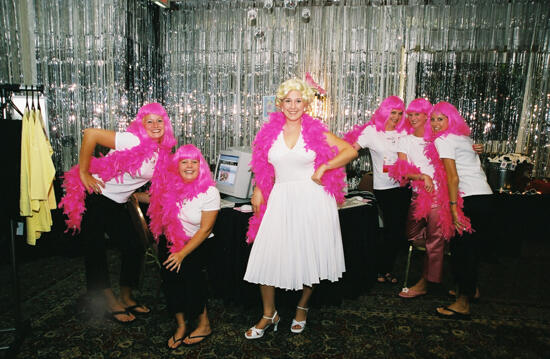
[1, 0, 548, 177]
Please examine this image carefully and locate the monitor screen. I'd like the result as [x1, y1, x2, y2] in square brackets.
[214, 147, 253, 200]
[216, 154, 239, 186]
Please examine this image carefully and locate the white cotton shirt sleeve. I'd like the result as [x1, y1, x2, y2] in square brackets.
[177, 186, 221, 238]
[435, 134, 492, 197]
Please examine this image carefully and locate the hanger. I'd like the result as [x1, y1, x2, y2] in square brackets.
[37, 90, 41, 111]
[31, 89, 35, 111]
[25, 86, 29, 110]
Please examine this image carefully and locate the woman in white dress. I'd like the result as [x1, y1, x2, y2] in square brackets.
[243, 79, 357, 338]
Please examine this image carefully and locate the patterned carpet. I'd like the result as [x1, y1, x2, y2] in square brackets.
[1, 237, 550, 359]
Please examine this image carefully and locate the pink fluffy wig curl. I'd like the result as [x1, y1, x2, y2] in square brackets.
[368, 96, 407, 133]
[170, 144, 215, 192]
[401, 98, 433, 134]
[425, 101, 471, 140]
[127, 103, 176, 149]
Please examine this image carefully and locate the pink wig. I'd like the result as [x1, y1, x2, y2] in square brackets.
[127, 103, 176, 149]
[402, 98, 433, 134]
[425, 101, 471, 139]
[169, 144, 215, 193]
[368, 96, 406, 133]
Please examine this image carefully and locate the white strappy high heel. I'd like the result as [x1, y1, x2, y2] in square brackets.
[290, 306, 309, 334]
[244, 311, 280, 339]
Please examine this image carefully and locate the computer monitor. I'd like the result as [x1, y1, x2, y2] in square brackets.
[214, 146, 253, 201]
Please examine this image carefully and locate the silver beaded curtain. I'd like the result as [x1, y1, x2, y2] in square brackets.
[0, 0, 23, 83]
[1, 0, 549, 177]
[162, 1, 409, 167]
[0, 0, 164, 172]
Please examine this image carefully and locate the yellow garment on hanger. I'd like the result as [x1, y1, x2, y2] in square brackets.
[21, 109, 57, 245]
[19, 108, 32, 216]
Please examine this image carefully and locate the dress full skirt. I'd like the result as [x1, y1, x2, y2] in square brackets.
[244, 132, 345, 290]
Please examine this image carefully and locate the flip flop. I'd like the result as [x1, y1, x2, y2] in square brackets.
[125, 303, 151, 316]
[167, 335, 185, 349]
[104, 310, 135, 324]
[399, 288, 427, 298]
[436, 306, 471, 320]
[182, 332, 212, 347]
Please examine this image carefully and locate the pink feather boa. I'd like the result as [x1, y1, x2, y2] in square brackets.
[343, 122, 370, 145]
[246, 112, 346, 243]
[148, 169, 215, 254]
[387, 139, 472, 240]
[58, 128, 171, 234]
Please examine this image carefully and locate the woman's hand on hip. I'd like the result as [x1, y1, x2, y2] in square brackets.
[311, 164, 328, 185]
[79, 170, 105, 194]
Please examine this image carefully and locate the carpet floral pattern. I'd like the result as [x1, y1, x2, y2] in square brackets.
[1, 244, 550, 358]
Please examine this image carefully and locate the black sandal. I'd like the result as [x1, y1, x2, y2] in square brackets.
[167, 335, 185, 349]
[104, 310, 135, 324]
[182, 332, 212, 347]
[436, 306, 471, 320]
[125, 303, 150, 316]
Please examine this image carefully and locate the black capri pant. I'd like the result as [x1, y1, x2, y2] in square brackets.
[80, 193, 145, 292]
[158, 235, 210, 319]
[450, 194, 494, 297]
[373, 186, 411, 275]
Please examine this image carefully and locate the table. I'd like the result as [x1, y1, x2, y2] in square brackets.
[207, 203, 379, 307]
[490, 193, 550, 257]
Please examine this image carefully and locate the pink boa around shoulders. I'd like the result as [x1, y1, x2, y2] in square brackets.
[246, 112, 346, 243]
[148, 145, 215, 253]
[424, 139, 472, 239]
[58, 127, 172, 234]
[343, 122, 370, 145]
[387, 142, 472, 240]
[149, 174, 215, 253]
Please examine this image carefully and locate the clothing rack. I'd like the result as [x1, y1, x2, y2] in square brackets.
[0, 83, 42, 358]
[0, 83, 44, 120]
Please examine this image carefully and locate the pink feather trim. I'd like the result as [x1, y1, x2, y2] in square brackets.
[245, 112, 346, 243]
[387, 143, 472, 240]
[424, 139, 472, 239]
[343, 122, 370, 145]
[58, 126, 171, 234]
[147, 156, 215, 253]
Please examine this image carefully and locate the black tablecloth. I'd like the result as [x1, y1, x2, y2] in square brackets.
[491, 193, 550, 257]
[208, 204, 379, 307]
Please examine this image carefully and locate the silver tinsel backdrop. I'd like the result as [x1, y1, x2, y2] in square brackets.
[1, 0, 549, 177]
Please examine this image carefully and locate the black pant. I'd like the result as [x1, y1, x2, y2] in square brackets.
[80, 194, 145, 292]
[373, 186, 411, 275]
[158, 236, 209, 319]
[450, 194, 494, 297]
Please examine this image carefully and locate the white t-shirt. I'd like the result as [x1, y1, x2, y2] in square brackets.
[356, 126, 403, 190]
[96, 132, 158, 203]
[397, 135, 435, 191]
[435, 134, 492, 197]
[177, 186, 221, 238]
